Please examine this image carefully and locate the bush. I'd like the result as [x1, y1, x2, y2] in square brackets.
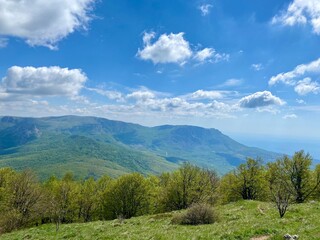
[0, 209, 22, 233]
[171, 203, 217, 225]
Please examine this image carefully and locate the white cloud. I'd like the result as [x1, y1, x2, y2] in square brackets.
[269, 58, 320, 95]
[142, 31, 156, 45]
[126, 90, 156, 101]
[137, 32, 192, 64]
[194, 48, 229, 64]
[1, 66, 87, 97]
[137, 32, 228, 65]
[283, 114, 298, 119]
[135, 97, 234, 118]
[0, 38, 8, 48]
[269, 58, 320, 86]
[251, 63, 263, 71]
[2, 83, 290, 122]
[272, 0, 320, 34]
[0, 0, 95, 49]
[86, 87, 124, 102]
[294, 78, 320, 95]
[189, 90, 225, 100]
[199, 4, 213, 16]
[239, 91, 285, 108]
[194, 48, 214, 62]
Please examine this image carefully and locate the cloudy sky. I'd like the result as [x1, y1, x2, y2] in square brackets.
[0, 0, 320, 157]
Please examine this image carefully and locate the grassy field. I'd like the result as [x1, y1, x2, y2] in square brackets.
[2, 200, 320, 240]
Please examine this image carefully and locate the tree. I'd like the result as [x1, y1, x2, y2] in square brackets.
[102, 173, 149, 219]
[77, 178, 98, 222]
[43, 173, 80, 231]
[220, 158, 268, 202]
[145, 175, 162, 214]
[313, 164, 320, 200]
[0, 168, 15, 204]
[161, 163, 219, 211]
[267, 161, 293, 218]
[0, 169, 43, 232]
[282, 151, 320, 203]
[95, 175, 112, 220]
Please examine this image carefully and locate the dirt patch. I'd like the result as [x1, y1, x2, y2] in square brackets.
[250, 236, 270, 240]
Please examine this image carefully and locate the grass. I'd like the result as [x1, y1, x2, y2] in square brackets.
[2, 200, 320, 240]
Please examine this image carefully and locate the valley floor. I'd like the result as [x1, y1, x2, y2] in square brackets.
[2, 201, 320, 240]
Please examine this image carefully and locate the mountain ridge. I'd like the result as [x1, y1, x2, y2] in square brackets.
[0, 115, 282, 179]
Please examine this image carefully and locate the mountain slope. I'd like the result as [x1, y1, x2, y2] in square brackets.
[0, 116, 282, 179]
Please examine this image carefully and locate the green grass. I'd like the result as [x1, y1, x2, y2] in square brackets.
[2, 200, 320, 240]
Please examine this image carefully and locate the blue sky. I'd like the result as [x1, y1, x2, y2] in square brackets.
[0, 0, 320, 158]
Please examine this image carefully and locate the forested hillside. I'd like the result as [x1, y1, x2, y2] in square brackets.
[0, 151, 319, 239]
[0, 116, 281, 179]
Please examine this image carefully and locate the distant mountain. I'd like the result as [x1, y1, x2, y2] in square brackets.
[0, 116, 282, 179]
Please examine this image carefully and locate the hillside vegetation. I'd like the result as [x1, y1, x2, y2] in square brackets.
[0, 151, 319, 238]
[2, 200, 320, 240]
[0, 116, 281, 179]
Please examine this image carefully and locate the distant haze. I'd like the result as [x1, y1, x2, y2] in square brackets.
[230, 134, 320, 160]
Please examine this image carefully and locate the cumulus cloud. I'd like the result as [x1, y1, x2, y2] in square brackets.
[199, 4, 213, 16]
[137, 32, 192, 64]
[1, 82, 287, 120]
[272, 0, 320, 34]
[0, 0, 96, 49]
[137, 32, 228, 65]
[294, 78, 320, 95]
[127, 90, 156, 101]
[1, 66, 87, 97]
[239, 91, 285, 108]
[188, 90, 226, 100]
[133, 96, 234, 118]
[269, 58, 320, 95]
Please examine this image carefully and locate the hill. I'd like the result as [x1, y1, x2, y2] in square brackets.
[1, 200, 319, 239]
[0, 116, 281, 179]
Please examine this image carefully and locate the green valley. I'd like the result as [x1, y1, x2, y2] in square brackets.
[0, 116, 282, 179]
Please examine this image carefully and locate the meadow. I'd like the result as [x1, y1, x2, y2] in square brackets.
[2, 200, 319, 240]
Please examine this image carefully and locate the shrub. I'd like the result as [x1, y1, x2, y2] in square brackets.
[171, 203, 217, 225]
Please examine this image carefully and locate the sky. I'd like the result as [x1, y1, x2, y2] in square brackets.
[0, 0, 320, 158]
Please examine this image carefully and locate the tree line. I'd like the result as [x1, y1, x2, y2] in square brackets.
[0, 150, 319, 233]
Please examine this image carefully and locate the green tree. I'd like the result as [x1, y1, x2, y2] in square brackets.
[95, 175, 112, 220]
[277, 151, 320, 203]
[0, 169, 42, 232]
[145, 175, 162, 214]
[0, 168, 16, 205]
[313, 164, 320, 200]
[103, 173, 149, 219]
[77, 177, 98, 222]
[220, 158, 267, 202]
[267, 161, 293, 218]
[43, 173, 80, 231]
[161, 163, 219, 211]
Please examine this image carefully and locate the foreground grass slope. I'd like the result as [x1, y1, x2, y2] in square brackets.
[2, 201, 320, 240]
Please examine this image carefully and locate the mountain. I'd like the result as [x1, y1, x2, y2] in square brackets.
[0, 116, 282, 179]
